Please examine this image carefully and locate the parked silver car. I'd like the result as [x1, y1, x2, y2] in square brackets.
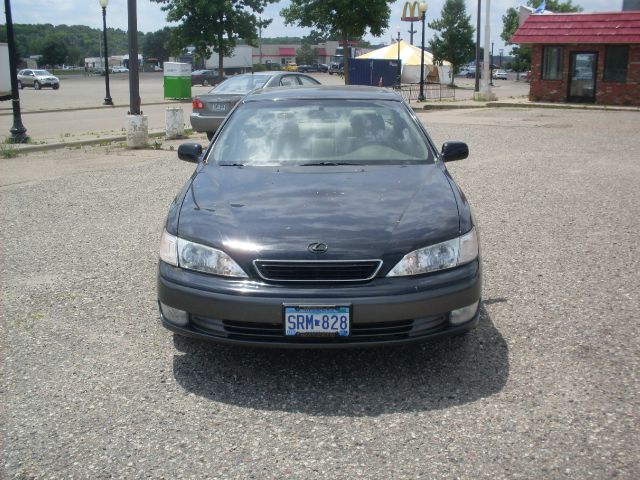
[17, 69, 60, 90]
[190, 72, 321, 140]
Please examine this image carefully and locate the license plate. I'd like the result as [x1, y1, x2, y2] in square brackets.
[284, 306, 350, 337]
[212, 103, 226, 112]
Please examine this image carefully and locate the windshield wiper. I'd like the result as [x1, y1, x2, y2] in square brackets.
[299, 161, 359, 166]
[218, 163, 245, 167]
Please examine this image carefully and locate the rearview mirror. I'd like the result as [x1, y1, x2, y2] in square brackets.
[441, 142, 469, 162]
[177, 143, 203, 163]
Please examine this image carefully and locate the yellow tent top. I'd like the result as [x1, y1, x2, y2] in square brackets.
[357, 40, 451, 67]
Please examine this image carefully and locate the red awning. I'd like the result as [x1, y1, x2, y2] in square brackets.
[278, 48, 296, 56]
[511, 11, 640, 45]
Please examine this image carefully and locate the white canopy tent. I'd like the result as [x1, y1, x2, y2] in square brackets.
[356, 40, 451, 83]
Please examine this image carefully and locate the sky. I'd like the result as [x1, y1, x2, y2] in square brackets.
[2, 0, 624, 54]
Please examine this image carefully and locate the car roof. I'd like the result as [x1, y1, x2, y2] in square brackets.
[243, 85, 402, 102]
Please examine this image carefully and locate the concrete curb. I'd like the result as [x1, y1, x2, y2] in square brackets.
[412, 101, 640, 113]
[485, 101, 640, 112]
[413, 103, 487, 111]
[0, 100, 191, 117]
[6, 130, 190, 154]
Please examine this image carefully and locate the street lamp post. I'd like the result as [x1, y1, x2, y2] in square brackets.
[408, 22, 416, 45]
[499, 48, 503, 68]
[4, 0, 28, 142]
[396, 27, 401, 87]
[99, 0, 113, 106]
[474, 0, 481, 93]
[418, 2, 428, 102]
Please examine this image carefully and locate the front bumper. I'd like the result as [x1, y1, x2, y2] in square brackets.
[189, 113, 224, 133]
[157, 260, 482, 348]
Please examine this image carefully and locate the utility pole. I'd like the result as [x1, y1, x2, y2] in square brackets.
[478, 0, 495, 100]
[125, 0, 148, 147]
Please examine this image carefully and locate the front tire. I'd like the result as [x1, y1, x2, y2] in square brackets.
[203, 79, 209, 86]
[206, 131, 214, 141]
[53, 84, 59, 90]
[34, 81, 41, 90]
[17, 80, 23, 89]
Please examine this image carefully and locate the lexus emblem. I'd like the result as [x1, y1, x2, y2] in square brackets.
[308, 242, 328, 254]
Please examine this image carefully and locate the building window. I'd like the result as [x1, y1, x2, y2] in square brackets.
[604, 46, 629, 82]
[542, 47, 563, 80]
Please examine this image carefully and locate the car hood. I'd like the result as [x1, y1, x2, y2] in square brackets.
[177, 164, 460, 269]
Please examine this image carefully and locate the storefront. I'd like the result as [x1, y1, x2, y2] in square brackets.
[511, 11, 640, 106]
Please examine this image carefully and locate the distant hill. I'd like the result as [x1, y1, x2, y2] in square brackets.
[0, 23, 143, 65]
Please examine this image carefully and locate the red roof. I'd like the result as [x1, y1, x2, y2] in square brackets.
[278, 48, 296, 56]
[511, 11, 640, 45]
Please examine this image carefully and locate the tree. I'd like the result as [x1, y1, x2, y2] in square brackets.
[527, 0, 583, 13]
[501, 7, 531, 76]
[303, 31, 329, 45]
[40, 39, 69, 67]
[501, 1, 581, 78]
[142, 27, 175, 63]
[281, 0, 394, 84]
[152, 0, 276, 80]
[428, 0, 475, 82]
[296, 42, 318, 65]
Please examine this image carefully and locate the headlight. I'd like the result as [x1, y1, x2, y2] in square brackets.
[159, 229, 247, 278]
[387, 227, 478, 277]
[159, 229, 178, 266]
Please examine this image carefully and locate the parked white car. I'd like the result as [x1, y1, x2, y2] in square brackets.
[111, 66, 129, 73]
[493, 69, 508, 80]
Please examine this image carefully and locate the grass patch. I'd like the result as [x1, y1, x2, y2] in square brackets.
[0, 143, 19, 158]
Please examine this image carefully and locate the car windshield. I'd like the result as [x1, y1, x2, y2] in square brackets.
[33, 70, 50, 75]
[211, 75, 270, 94]
[209, 99, 433, 166]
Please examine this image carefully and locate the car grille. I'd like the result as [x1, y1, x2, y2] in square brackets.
[190, 314, 448, 344]
[253, 260, 382, 282]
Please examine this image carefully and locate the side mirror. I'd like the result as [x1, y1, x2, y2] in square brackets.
[441, 141, 469, 162]
[177, 143, 203, 163]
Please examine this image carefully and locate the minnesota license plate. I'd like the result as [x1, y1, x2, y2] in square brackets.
[284, 306, 350, 337]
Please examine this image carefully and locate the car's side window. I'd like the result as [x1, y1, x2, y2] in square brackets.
[280, 75, 298, 87]
[299, 75, 320, 86]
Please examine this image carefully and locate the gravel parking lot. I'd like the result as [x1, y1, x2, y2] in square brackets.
[1, 107, 638, 478]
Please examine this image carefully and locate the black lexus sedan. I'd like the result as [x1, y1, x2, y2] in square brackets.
[158, 86, 481, 348]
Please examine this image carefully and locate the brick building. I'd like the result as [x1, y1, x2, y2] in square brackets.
[511, 11, 640, 106]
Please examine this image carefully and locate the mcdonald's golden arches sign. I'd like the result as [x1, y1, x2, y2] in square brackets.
[401, 1, 422, 22]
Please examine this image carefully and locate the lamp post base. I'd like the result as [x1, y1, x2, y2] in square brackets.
[9, 123, 28, 144]
[103, 97, 114, 106]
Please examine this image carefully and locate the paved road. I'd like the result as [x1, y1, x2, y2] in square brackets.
[0, 73, 529, 143]
[1, 107, 638, 478]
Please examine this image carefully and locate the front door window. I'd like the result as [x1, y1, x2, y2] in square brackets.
[568, 52, 597, 103]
